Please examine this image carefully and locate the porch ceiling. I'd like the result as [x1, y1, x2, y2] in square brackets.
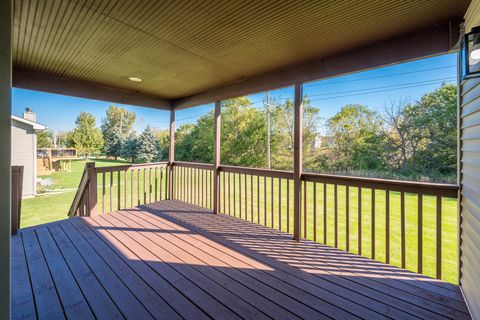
[12, 0, 470, 109]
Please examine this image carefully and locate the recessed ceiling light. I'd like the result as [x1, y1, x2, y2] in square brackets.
[129, 77, 142, 82]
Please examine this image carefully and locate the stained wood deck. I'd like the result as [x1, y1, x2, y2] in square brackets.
[12, 200, 470, 320]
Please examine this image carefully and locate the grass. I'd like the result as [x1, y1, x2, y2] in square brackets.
[21, 162, 458, 283]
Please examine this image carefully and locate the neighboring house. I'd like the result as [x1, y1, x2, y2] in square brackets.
[11, 108, 46, 196]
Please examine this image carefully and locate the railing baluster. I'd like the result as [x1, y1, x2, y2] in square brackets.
[334, 184, 338, 247]
[137, 169, 140, 205]
[358, 187, 362, 255]
[371, 188, 375, 259]
[233, 173, 237, 217]
[287, 179, 290, 233]
[264, 176, 267, 226]
[102, 172, 105, 214]
[228, 172, 231, 215]
[124, 170, 127, 208]
[386, 190, 390, 264]
[154, 168, 158, 202]
[278, 178, 282, 231]
[159, 170, 163, 201]
[346, 186, 350, 251]
[436, 196, 442, 279]
[271, 176, 274, 228]
[110, 171, 113, 212]
[239, 173, 242, 218]
[324, 183, 327, 244]
[251, 175, 254, 222]
[418, 194, 423, 274]
[202, 169, 204, 207]
[117, 170, 121, 210]
[245, 174, 247, 220]
[143, 168, 146, 204]
[313, 182, 317, 242]
[149, 168, 152, 203]
[303, 181, 307, 238]
[197, 169, 200, 205]
[401, 191, 406, 268]
[257, 175, 260, 224]
[223, 172, 226, 213]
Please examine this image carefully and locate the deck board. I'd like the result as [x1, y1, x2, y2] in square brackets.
[12, 200, 472, 320]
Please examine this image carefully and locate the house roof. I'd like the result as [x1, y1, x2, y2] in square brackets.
[11, 0, 470, 110]
[11, 115, 47, 131]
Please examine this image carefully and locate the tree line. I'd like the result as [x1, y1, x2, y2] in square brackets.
[37, 83, 457, 182]
[169, 83, 457, 183]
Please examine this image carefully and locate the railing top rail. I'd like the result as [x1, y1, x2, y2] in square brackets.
[302, 172, 459, 198]
[173, 161, 214, 170]
[219, 165, 294, 179]
[95, 161, 169, 173]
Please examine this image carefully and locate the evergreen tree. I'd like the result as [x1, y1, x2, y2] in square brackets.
[137, 126, 160, 162]
[103, 126, 124, 160]
[121, 132, 139, 163]
[101, 106, 136, 159]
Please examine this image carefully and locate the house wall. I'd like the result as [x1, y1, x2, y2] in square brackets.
[11, 120, 36, 196]
[460, 1, 480, 318]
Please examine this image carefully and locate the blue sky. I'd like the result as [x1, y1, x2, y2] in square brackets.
[13, 53, 457, 133]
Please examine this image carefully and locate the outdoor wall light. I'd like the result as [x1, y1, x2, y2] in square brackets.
[129, 76, 143, 82]
[461, 26, 480, 79]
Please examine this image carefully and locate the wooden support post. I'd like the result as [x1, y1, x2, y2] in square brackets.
[11, 166, 23, 235]
[293, 83, 303, 241]
[0, 0, 11, 317]
[169, 110, 175, 199]
[87, 162, 97, 215]
[213, 100, 221, 214]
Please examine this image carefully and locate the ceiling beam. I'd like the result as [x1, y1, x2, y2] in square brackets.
[172, 21, 461, 110]
[13, 70, 172, 110]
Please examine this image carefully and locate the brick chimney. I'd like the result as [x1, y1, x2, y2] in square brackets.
[22, 107, 36, 122]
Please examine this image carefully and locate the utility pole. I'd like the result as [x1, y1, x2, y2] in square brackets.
[264, 92, 271, 169]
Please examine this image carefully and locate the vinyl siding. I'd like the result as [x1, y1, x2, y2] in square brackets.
[11, 120, 36, 196]
[460, 46, 480, 319]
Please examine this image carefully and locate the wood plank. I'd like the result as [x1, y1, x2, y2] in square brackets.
[100, 212, 267, 320]
[152, 201, 470, 319]
[68, 219, 181, 320]
[35, 227, 94, 320]
[11, 234, 36, 320]
[22, 229, 64, 320]
[58, 222, 153, 319]
[47, 223, 123, 319]
[88, 215, 241, 320]
[78, 217, 210, 320]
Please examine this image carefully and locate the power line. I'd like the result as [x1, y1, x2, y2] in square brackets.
[308, 80, 455, 102]
[303, 64, 456, 88]
[306, 77, 456, 98]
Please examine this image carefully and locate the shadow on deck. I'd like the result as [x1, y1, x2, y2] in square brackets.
[11, 200, 471, 319]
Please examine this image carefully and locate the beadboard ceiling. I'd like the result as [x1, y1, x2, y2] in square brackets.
[13, 0, 470, 107]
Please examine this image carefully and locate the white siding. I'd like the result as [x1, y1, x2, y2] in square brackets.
[11, 120, 36, 196]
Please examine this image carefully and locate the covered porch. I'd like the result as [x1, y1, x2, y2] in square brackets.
[2, 0, 480, 319]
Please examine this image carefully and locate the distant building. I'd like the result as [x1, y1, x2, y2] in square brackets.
[11, 108, 46, 196]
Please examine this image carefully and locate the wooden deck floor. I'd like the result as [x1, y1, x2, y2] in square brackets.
[12, 200, 471, 320]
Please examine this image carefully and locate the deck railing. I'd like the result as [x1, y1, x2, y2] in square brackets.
[69, 161, 458, 280]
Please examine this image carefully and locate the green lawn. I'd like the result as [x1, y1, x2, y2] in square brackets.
[21, 162, 458, 283]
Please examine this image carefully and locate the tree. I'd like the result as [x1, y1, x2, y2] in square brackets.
[69, 112, 103, 157]
[37, 130, 54, 148]
[121, 132, 139, 163]
[101, 106, 136, 159]
[103, 126, 124, 160]
[137, 126, 160, 162]
[326, 104, 387, 172]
